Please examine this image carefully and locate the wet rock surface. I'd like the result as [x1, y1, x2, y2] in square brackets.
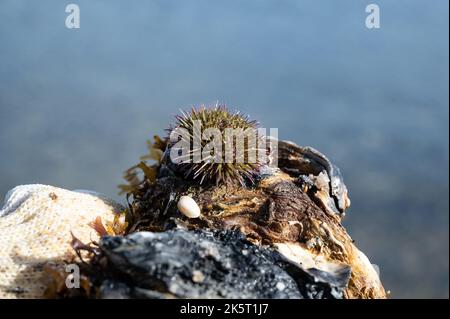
[96, 228, 350, 299]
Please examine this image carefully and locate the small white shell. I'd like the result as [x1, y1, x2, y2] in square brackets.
[177, 196, 201, 218]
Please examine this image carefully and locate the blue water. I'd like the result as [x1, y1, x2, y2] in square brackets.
[0, 0, 448, 298]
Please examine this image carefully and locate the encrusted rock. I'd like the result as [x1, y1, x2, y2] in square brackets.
[123, 137, 386, 298]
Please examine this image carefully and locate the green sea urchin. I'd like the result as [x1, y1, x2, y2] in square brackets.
[167, 106, 266, 186]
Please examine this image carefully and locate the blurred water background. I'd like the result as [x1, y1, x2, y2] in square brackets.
[0, 0, 448, 298]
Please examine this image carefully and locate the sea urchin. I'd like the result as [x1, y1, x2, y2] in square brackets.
[167, 106, 266, 186]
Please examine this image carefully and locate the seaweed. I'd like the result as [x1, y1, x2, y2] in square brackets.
[118, 135, 166, 196]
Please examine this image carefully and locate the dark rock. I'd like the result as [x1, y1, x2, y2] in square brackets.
[96, 228, 350, 299]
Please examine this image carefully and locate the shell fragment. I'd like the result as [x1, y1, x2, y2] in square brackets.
[177, 196, 201, 218]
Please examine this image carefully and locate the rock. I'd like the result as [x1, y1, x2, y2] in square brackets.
[93, 228, 350, 299]
[125, 140, 386, 298]
[0, 184, 124, 298]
